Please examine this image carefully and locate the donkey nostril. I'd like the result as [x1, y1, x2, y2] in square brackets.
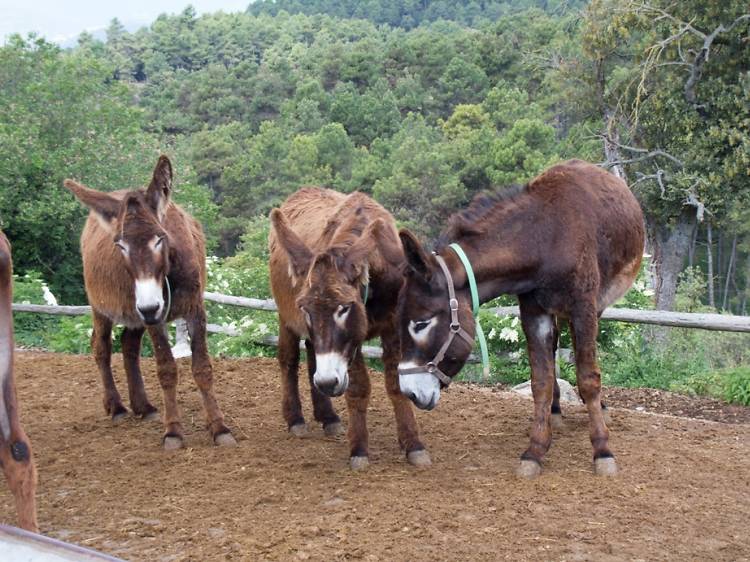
[403, 390, 417, 403]
[315, 377, 339, 397]
[137, 304, 160, 317]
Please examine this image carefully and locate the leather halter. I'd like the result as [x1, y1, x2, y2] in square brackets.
[397, 253, 474, 387]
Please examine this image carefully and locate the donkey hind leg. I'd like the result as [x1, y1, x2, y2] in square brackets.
[277, 324, 307, 437]
[91, 310, 127, 422]
[570, 306, 617, 476]
[0, 426, 38, 532]
[381, 328, 429, 467]
[550, 318, 563, 430]
[516, 296, 557, 479]
[147, 325, 184, 449]
[186, 310, 235, 446]
[305, 339, 342, 437]
[345, 349, 371, 470]
[121, 327, 158, 420]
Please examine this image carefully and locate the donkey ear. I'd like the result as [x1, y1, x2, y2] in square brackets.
[270, 208, 313, 281]
[146, 155, 173, 221]
[64, 179, 120, 234]
[398, 229, 434, 280]
[341, 219, 382, 283]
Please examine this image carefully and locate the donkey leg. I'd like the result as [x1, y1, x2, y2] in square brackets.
[91, 310, 127, 422]
[147, 325, 184, 449]
[516, 296, 557, 479]
[186, 310, 235, 446]
[278, 324, 306, 437]
[551, 318, 563, 430]
[345, 349, 370, 470]
[305, 339, 342, 437]
[570, 307, 617, 476]
[381, 328, 429, 467]
[1, 426, 38, 532]
[121, 327, 158, 420]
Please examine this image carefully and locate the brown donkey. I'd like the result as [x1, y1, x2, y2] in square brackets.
[270, 188, 429, 469]
[64, 156, 235, 449]
[396, 160, 644, 477]
[0, 231, 38, 531]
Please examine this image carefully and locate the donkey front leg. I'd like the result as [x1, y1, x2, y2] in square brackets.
[381, 328, 429, 467]
[186, 310, 235, 447]
[121, 327, 158, 420]
[305, 339, 342, 437]
[0, 427, 38, 532]
[517, 297, 557, 479]
[91, 310, 127, 422]
[345, 349, 370, 470]
[147, 325, 184, 449]
[277, 324, 307, 437]
[570, 307, 617, 476]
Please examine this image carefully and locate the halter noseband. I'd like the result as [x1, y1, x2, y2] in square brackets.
[397, 253, 474, 387]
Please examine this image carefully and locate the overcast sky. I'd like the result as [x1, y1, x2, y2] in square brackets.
[0, 0, 252, 44]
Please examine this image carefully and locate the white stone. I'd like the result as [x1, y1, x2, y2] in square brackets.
[511, 378, 581, 404]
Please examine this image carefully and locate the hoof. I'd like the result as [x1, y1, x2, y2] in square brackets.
[516, 459, 542, 479]
[594, 456, 618, 476]
[407, 449, 432, 468]
[142, 411, 161, 422]
[350, 456, 369, 471]
[289, 423, 310, 438]
[550, 413, 563, 430]
[163, 435, 184, 451]
[112, 412, 128, 425]
[214, 432, 237, 447]
[323, 421, 344, 437]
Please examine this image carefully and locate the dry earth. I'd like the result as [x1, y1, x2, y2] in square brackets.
[1, 352, 749, 561]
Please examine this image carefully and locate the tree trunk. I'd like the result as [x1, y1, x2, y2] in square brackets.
[706, 222, 715, 309]
[721, 234, 737, 311]
[688, 224, 698, 268]
[650, 208, 697, 311]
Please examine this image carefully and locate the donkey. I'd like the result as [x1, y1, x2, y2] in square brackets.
[0, 230, 38, 531]
[396, 160, 644, 477]
[64, 156, 235, 450]
[269, 188, 430, 469]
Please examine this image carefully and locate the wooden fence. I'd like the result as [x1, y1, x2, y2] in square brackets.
[11, 292, 750, 360]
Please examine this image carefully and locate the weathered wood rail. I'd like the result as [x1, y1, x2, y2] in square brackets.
[13, 294, 750, 332]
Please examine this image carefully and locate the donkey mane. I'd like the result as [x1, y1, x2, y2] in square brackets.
[435, 183, 527, 251]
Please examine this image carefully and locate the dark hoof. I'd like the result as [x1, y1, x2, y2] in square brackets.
[142, 410, 160, 422]
[111, 411, 128, 425]
[594, 456, 618, 476]
[289, 423, 310, 438]
[163, 435, 184, 451]
[407, 449, 432, 468]
[214, 432, 237, 447]
[350, 456, 369, 471]
[323, 421, 344, 437]
[516, 459, 542, 479]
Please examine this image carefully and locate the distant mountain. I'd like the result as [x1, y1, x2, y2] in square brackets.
[56, 19, 148, 48]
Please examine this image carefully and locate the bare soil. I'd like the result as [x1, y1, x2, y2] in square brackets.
[2, 352, 749, 561]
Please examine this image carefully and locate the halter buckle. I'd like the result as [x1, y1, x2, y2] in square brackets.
[449, 298, 459, 311]
[449, 322, 461, 332]
[426, 362, 437, 373]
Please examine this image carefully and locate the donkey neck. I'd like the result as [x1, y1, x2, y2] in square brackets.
[436, 235, 539, 305]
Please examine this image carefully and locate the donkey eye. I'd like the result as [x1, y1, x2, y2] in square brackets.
[413, 320, 431, 333]
[336, 304, 351, 318]
[114, 241, 128, 255]
[154, 236, 164, 248]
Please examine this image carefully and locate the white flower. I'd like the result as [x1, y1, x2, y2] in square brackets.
[499, 327, 519, 342]
[511, 317, 519, 328]
[508, 351, 522, 361]
[487, 328, 496, 340]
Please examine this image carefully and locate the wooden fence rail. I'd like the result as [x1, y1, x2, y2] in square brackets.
[12, 293, 750, 336]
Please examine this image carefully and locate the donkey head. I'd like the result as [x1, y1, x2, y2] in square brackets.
[396, 230, 475, 410]
[65, 156, 174, 325]
[271, 208, 389, 397]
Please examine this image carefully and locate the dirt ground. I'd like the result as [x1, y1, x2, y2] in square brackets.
[1, 352, 749, 561]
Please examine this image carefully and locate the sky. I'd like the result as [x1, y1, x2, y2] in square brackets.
[0, 0, 252, 44]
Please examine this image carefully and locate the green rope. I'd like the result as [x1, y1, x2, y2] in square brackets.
[448, 243, 490, 380]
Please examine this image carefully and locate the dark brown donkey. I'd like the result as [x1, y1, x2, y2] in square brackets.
[396, 160, 644, 477]
[269, 188, 429, 469]
[64, 156, 235, 449]
[0, 231, 38, 531]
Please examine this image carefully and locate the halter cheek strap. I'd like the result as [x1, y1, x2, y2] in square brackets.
[161, 276, 172, 323]
[397, 254, 474, 387]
